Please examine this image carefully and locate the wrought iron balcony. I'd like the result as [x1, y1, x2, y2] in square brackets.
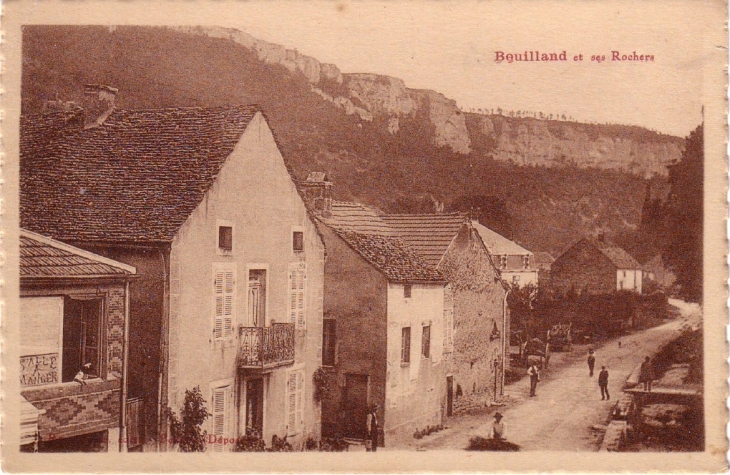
[237, 323, 295, 370]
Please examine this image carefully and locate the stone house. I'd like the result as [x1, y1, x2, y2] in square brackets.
[473, 222, 538, 287]
[380, 214, 508, 415]
[313, 201, 448, 447]
[551, 236, 643, 295]
[19, 229, 136, 452]
[20, 86, 325, 451]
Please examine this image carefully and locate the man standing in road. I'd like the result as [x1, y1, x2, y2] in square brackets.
[491, 412, 505, 439]
[639, 356, 654, 392]
[527, 363, 540, 397]
[598, 365, 610, 400]
[587, 349, 596, 377]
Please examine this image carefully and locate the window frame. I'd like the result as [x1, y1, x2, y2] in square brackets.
[212, 263, 236, 341]
[210, 379, 233, 452]
[288, 262, 307, 329]
[322, 318, 337, 367]
[421, 324, 431, 359]
[62, 295, 106, 383]
[216, 219, 235, 255]
[401, 327, 411, 365]
[292, 226, 305, 253]
[246, 265, 269, 327]
[403, 284, 412, 299]
[286, 369, 305, 435]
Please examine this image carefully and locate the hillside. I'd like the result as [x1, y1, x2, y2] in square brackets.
[20, 25, 683, 252]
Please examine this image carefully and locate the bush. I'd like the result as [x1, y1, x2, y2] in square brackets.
[167, 386, 211, 452]
[467, 436, 520, 451]
[234, 428, 266, 452]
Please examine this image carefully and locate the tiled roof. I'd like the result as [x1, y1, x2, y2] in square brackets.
[472, 221, 533, 256]
[321, 201, 398, 236]
[533, 252, 555, 265]
[595, 243, 641, 269]
[20, 229, 136, 278]
[335, 230, 444, 284]
[381, 214, 467, 267]
[20, 105, 260, 243]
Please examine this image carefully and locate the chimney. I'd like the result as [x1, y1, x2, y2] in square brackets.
[83, 84, 118, 129]
[299, 172, 333, 218]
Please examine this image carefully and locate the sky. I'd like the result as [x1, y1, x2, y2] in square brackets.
[199, 1, 711, 138]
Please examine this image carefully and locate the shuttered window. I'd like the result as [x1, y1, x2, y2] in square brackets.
[214, 265, 235, 340]
[288, 263, 307, 329]
[211, 385, 230, 452]
[287, 370, 305, 434]
[401, 327, 411, 364]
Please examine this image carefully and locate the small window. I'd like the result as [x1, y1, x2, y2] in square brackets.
[403, 285, 412, 299]
[500, 255, 507, 269]
[218, 226, 233, 252]
[293, 231, 304, 252]
[523, 255, 530, 269]
[323, 319, 337, 366]
[401, 327, 411, 364]
[421, 325, 431, 358]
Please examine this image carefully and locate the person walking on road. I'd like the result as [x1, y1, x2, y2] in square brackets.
[365, 403, 380, 452]
[587, 349, 596, 377]
[598, 366, 610, 400]
[638, 356, 654, 392]
[491, 412, 505, 440]
[527, 363, 540, 397]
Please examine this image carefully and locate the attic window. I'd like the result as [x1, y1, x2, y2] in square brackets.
[500, 255, 507, 269]
[404, 285, 412, 299]
[218, 226, 233, 252]
[293, 231, 304, 252]
[523, 255, 530, 269]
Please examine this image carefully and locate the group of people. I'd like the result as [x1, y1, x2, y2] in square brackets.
[587, 349, 610, 400]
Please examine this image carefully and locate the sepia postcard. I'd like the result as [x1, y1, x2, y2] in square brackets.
[1, 1, 727, 473]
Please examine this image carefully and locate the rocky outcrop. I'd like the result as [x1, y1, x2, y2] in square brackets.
[172, 25, 680, 175]
[476, 116, 682, 177]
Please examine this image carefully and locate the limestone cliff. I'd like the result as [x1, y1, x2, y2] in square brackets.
[169, 26, 680, 176]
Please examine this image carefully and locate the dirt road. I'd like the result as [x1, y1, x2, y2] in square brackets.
[401, 299, 700, 451]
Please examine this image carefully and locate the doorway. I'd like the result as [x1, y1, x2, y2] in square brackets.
[248, 270, 267, 327]
[446, 376, 454, 417]
[245, 378, 264, 435]
[342, 374, 369, 439]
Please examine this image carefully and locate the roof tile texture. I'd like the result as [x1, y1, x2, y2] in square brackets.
[20, 105, 260, 242]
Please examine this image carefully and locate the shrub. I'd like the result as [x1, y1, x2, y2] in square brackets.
[233, 428, 266, 452]
[167, 386, 211, 452]
[467, 436, 520, 451]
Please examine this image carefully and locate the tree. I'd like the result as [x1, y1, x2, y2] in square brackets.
[448, 195, 514, 239]
[167, 386, 211, 452]
[663, 124, 703, 302]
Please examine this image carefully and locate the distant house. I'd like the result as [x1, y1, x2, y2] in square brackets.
[551, 236, 643, 295]
[19, 229, 136, 452]
[20, 86, 325, 451]
[312, 199, 448, 447]
[472, 222, 538, 287]
[381, 214, 508, 414]
[533, 252, 555, 281]
[643, 255, 676, 289]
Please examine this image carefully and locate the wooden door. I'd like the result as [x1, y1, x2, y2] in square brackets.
[343, 374, 369, 439]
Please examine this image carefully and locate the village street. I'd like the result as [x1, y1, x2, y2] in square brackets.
[397, 299, 700, 452]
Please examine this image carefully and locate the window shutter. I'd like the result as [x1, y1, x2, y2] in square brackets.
[212, 386, 228, 452]
[214, 267, 235, 340]
[286, 371, 305, 433]
[287, 372, 297, 430]
[214, 272, 224, 340]
[288, 263, 307, 329]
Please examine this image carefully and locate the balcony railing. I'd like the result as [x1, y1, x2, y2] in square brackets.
[238, 323, 295, 370]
